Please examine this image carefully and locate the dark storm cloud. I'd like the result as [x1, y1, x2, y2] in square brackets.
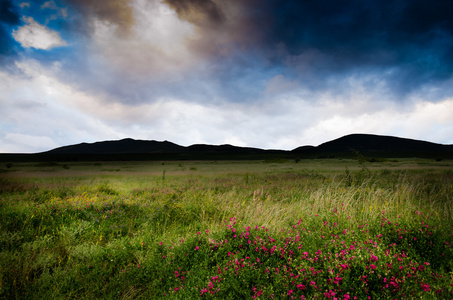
[163, 0, 225, 27]
[25, 0, 453, 105]
[231, 0, 453, 61]
[149, 0, 453, 100]
[233, 0, 453, 98]
[63, 0, 135, 35]
[0, 0, 21, 59]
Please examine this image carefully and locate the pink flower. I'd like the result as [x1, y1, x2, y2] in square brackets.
[421, 283, 430, 291]
[195, 246, 199, 250]
[370, 264, 377, 270]
[297, 284, 306, 290]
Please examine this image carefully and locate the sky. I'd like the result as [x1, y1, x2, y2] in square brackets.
[1, 0, 453, 153]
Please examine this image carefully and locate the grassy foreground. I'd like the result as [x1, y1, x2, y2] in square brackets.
[1, 159, 452, 299]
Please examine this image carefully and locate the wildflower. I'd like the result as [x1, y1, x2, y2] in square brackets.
[370, 264, 377, 270]
[297, 284, 306, 290]
[421, 283, 430, 291]
[195, 246, 199, 250]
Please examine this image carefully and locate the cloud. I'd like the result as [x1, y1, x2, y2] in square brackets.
[53, 0, 453, 108]
[19, 3, 30, 9]
[163, 0, 225, 27]
[301, 98, 453, 147]
[41, 1, 68, 21]
[2, 0, 453, 153]
[0, 59, 125, 153]
[63, 0, 135, 36]
[12, 17, 67, 49]
[2, 133, 58, 153]
[41, 1, 58, 10]
[2, 58, 453, 153]
[265, 74, 300, 96]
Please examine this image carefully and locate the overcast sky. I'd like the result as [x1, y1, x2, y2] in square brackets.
[1, 0, 453, 153]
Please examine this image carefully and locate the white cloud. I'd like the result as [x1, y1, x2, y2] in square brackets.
[3, 134, 57, 153]
[0, 60, 124, 153]
[1, 59, 453, 153]
[297, 97, 453, 147]
[12, 17, 67, 50]
[88, 0, 198, 77]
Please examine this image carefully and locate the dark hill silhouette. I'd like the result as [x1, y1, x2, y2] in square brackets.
[292, 134, 453, 155]
[43, 133, 453, 157]
[44, 139, 284, 155]
[45, 138, 185, 154]
[1, 134, 451, 162]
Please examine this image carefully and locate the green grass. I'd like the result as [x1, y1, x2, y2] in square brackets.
[1, 159, 452, 299]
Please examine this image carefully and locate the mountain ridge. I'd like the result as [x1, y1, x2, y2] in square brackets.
[292, 133, 453, 154]
[41, 133, 453, 157]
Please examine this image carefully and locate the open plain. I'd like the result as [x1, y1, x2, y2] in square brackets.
[1, 158, 452, 299]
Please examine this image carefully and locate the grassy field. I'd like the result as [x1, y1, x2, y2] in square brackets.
[1, 158, 452, 299]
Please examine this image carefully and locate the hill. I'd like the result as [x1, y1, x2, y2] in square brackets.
[1, 134, 452, 162]
[292, 134, 453, 158]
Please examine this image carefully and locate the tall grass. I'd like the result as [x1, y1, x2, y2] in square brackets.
[1, 162, 452, 299]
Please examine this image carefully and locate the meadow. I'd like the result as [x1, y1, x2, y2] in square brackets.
[1, 158, 452, 299]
